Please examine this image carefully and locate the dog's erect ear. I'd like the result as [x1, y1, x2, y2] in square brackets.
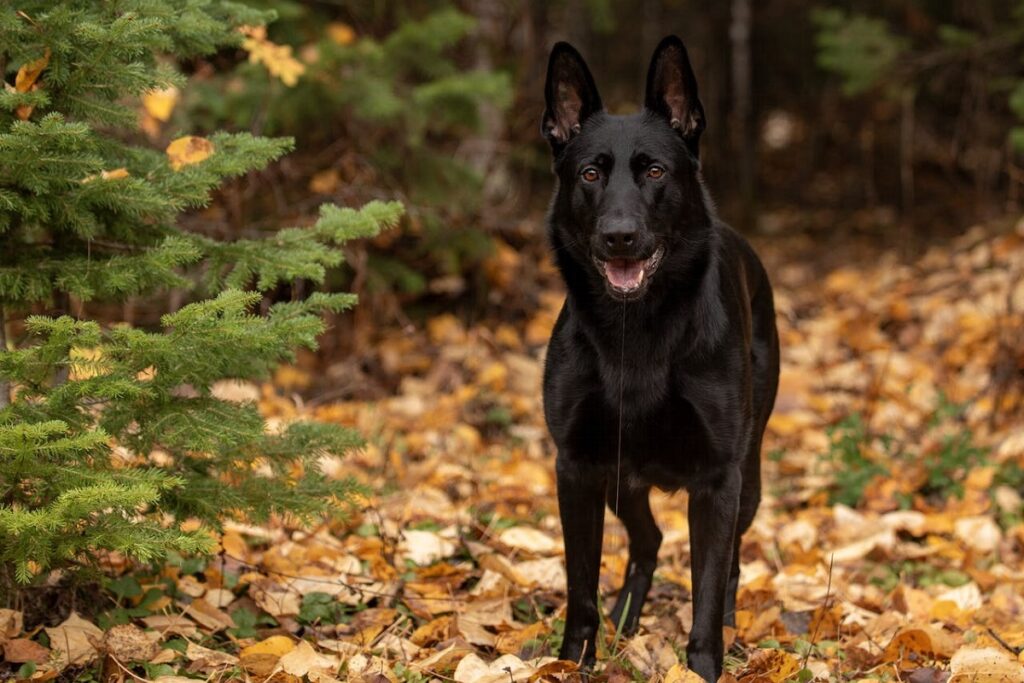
[644, 35, 705, 156]
[542, 42, 603, 152]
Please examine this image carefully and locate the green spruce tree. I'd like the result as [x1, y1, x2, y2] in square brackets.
[0, 1, 402, 586]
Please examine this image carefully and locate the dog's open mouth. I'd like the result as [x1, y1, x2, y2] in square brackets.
[596, 246, 665, 297]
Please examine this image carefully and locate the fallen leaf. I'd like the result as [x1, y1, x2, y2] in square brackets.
[498, 526, 561, 554]
[101, 624, 159, 662]
[166, 136, 214, 170]
[882, 626, 956, 664]
[278, 640, 339, 677]
[240, 635, 295, 659]
[142, 86, 179, 122]
[0, 608, 23, 639]
[664, 664, 704, 682]
[44, 612, 103, 669]
[739, 648, 801, 683]
[948, 646, 1024, 682]
[181, 597, 234, 631]
[16, 49, 51, 92]
[2, 638, 50, 664]
[400, 529, 456, 565]
[184, 641, 238, 673]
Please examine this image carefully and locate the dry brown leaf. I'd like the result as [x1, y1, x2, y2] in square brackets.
[494, 622, 548, 656]
[948, 647, 1024, 682]
[252, 585, 302, 618]
[3, 638, 50, 664]
[140, 615, 198, 638]
[184, 641, 238, 672]
[181, 597, 234, 631]
[410, 616, 455, 646]
[278, 640, 339, 677]
[410, 639, 474, 673]
[0, 608, 23, 640]
[738, 648, 801, 683]
[498, 526, 561, 554]
[44, 612, 103, 670]
[453, 653, 536, 683]
[400, 529, 457, 565]
[100, 624, 160, 662]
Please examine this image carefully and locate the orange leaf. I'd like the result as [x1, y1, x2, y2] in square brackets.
[165, 136, 214, 170]
[327, 22, 357, 46]
[15, 49, 50, 93]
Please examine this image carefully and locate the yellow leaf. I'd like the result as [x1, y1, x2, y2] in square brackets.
[15, 48, 50, 93]
[142, 86, 179, 122]
[239, 25, 305, 87]
[493, 621, 548, 655]
[240, 635, 295, 659]
[663, 664, 704, 683]
[739, 648, 801, 683]
[326, 22, 357, 46]
[166, 136, 214, 170]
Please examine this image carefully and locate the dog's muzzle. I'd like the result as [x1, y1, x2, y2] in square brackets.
[594, 245, 665, 298]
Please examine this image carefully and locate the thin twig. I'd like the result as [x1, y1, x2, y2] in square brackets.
[802, 553, 834, 671]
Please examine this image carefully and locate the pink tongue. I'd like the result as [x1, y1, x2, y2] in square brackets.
[605, 259, 644, 289]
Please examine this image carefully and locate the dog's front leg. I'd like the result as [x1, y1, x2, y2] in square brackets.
[686, 465, 741, 682]
[556, 454, 607, 669]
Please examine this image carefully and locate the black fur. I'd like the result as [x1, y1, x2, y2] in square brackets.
[540, 36, 780, 682]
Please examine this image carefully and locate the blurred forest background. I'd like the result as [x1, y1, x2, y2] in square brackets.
[3, 1, 1024, 681]
[171, 0, 1024, 374]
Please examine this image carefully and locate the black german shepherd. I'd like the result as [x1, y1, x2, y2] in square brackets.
[541, 36, 780, 682]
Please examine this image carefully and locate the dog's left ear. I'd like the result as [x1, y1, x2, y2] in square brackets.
[644, 35, 705, 157]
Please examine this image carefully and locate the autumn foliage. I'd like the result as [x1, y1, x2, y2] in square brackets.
[2, 2, 1024, 683]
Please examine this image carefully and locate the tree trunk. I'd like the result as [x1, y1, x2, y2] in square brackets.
[730, 0, 755, 229]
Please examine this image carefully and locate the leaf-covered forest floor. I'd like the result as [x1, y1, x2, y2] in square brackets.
[5, 218, 1024, 682]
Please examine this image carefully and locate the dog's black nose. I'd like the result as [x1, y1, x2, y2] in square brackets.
[602, 226, 637, 254]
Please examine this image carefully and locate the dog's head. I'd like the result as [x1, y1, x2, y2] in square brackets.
[543, 36, 710, 301]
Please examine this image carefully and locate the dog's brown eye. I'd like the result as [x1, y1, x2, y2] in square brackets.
[581, 167, 600, 182]
[647, 165, 665, 179]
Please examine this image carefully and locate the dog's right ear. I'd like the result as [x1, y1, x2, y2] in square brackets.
[542, 42, 603, 153]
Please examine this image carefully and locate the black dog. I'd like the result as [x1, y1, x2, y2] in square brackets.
[540, 36, 780, 682]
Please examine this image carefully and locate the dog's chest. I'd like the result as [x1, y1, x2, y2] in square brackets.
[577, 351, 718, 488]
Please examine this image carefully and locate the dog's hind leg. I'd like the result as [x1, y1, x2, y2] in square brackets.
[724, 444, 761, 628]
[607, 484, 662, 636]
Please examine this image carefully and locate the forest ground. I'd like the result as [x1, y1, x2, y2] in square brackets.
[6, 218, 1024, 683]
